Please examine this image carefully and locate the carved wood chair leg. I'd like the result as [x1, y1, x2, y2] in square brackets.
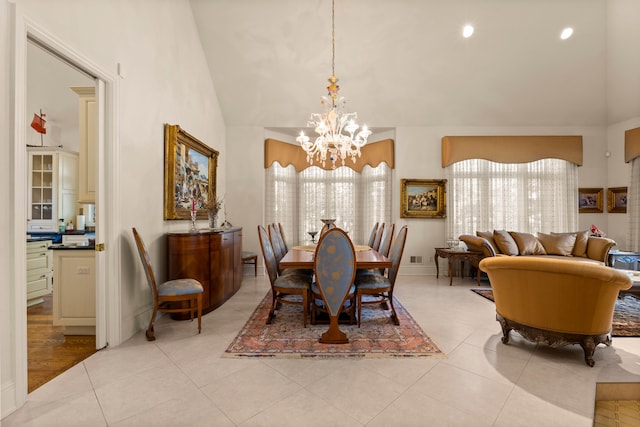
[302, 291, 308, 328]
[146, 307, 158, 341]
[267, 293, 277, 324]
[357, 293, 363, 328]
[389, 293, 399, 325]
[580, 339, 597, 367]
[197, 294, 202, 333]
[497, 315, 511, 344]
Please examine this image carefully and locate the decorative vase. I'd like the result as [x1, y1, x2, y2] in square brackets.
[208, 211, 218, 229]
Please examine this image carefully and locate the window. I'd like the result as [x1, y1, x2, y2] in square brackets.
[266, 163, 392, 246]
[446, 158, 578, 239]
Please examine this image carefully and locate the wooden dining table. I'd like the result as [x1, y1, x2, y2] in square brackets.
[279, 245, 392, 270]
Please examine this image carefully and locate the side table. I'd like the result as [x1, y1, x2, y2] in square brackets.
[608, 251, 640, 270]
[434, 248, 483, 286]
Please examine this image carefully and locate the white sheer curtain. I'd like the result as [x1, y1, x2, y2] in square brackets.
[265, 163, 392, 246]
[629, 158, 640, 251]
[446, 158, 578, 239]
[265, 163, 298, 247]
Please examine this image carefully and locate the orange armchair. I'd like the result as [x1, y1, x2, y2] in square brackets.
[479, 256, 631, 366]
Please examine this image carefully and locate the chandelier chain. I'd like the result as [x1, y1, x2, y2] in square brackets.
[331, 0, 335, 77]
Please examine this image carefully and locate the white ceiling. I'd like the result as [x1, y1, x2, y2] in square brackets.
[189, 0, 620, 131]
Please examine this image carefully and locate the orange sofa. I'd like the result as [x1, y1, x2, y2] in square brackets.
[479, 256, 632, 366]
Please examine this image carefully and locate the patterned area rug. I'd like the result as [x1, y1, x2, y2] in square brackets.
[224, 293, 444, 358]
[471, 288, 640, 337]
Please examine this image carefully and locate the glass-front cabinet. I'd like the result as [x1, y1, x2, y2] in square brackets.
[27, 148, 78, 232]
[30, 153, 54, 222]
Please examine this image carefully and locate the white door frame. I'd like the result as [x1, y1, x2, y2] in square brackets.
[11, 11, 121, 408]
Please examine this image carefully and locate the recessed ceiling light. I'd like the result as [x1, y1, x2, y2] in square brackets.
[463, 25, 474, 38]
[560, 27, 574, 40]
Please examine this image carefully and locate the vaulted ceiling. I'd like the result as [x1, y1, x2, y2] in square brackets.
[190, 0, 637, 132]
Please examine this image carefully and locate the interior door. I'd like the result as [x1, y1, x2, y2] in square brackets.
[94, 79, 107, 349]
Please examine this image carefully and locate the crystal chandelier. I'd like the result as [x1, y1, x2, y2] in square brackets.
[297, 0, 371, 169]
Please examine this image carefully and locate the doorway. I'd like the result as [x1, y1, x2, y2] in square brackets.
[25, 39, 98, 392]
[12, 17, 120, 404]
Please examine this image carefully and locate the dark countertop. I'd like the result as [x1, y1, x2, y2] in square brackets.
[28, 231, 95, 244]
[50, 242, 95, 250]
[27, 237, 55, 243]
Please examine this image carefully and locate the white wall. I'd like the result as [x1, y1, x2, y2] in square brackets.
[1, 0, 226, 417]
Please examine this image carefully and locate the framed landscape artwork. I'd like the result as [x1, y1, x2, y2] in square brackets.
[578, 188, 603, 213]
[607, 187, 627, 213]
[400, 179, 447, 218]
[164, 124, 219, 220]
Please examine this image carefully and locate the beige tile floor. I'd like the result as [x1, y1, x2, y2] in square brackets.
[4, 274, 640, 426]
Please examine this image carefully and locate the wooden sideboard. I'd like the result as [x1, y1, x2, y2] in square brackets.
[167, 228, 243, 316]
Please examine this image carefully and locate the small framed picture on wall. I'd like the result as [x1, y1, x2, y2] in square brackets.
[578, 188, 603, 213]
[607, 187, 627, 213]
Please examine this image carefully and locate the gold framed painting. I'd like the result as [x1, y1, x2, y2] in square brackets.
[400, 179, 447, 218]
[578, 188, 603, 213]
[607, 187, 627, 213]
[164, 124, 219, 220]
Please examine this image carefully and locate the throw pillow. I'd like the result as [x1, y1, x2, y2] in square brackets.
[476, 230, 501, 254]
[537, 232, 577, 256]
[509, 231, 547, 255]
[551, 230, 589, 257]
[493, 230, 519, 256]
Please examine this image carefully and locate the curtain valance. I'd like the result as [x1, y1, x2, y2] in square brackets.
[441, 135, 583, 167]
[264, 138, 395, 172]
[625, 127, 640, 163]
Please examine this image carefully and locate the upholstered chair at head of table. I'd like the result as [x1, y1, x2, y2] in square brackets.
[132, 228, 203, 341]
[258, 225, 312, 327]
[355, 225, 408, 327]
[312, 227, 357, 325]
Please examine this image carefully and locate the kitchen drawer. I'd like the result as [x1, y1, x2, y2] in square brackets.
[27, 274, 52, 300]
[27, 255, 50, 271]
[27, 276, 49, 295]
[27, 267, 50, 282]
[27, 240, 51, 254]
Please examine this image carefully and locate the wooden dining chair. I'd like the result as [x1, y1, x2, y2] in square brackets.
[377, 224, 395, 258]
[277, 222, 289, 252]
[312, 227, 357, 334]
[132, 228, 203, 341]
[258, 225, 312, 326]
[269, 222, 313, 277]
[357, 223, 395, 278]
[366, 222, 379, 247]
[372, 223, 385, 251]
[268, 223, 287, 264]
[355, 225, 408, 327]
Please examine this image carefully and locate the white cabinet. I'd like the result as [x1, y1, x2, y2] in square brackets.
[27, 148, 78, 232]
[71, 86, 96, 204]
[52, 249, 96, 335]
[26, 239, 53, 306]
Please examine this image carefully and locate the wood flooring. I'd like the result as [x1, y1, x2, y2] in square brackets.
[27, 294, 97, 393]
